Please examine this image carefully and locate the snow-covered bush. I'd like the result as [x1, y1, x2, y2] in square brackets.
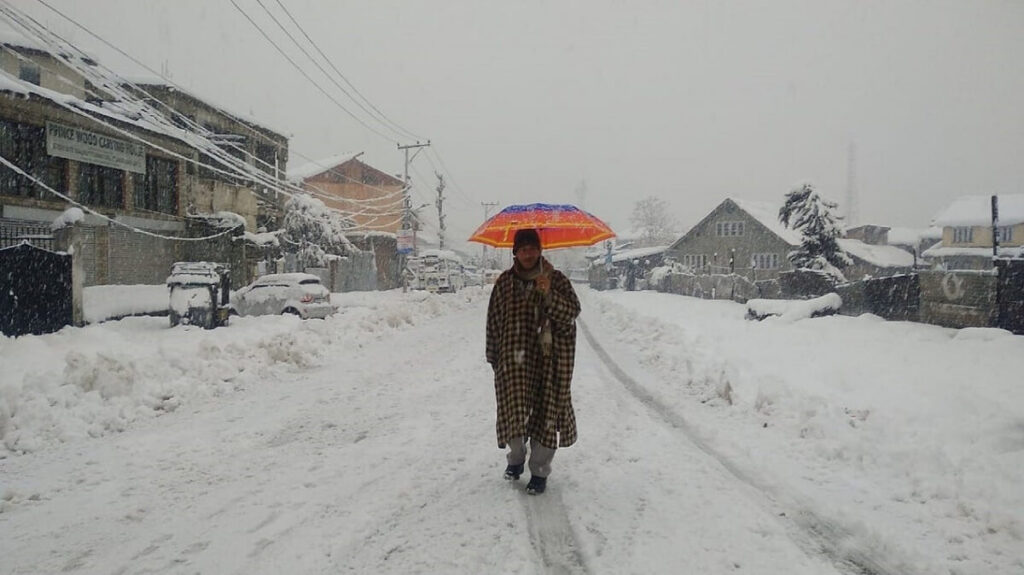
[282, 193, 357, 268]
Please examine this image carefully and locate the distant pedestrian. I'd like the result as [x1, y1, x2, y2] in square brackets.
[486, 228, 581, 495]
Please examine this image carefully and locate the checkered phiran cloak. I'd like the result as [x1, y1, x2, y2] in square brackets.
[486, 262, 580, 449]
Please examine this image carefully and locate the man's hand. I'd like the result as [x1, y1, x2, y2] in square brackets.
[536, 260, 554, 295]
[535, 274, 550, 294]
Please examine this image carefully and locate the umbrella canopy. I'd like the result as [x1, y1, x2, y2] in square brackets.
[468, 203, 615, 249]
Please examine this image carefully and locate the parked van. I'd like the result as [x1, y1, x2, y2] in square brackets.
[418, 249, 465, 293]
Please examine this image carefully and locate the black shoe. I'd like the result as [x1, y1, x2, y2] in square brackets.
[526, 476, 547, 495]
[504, 463, 524, 480]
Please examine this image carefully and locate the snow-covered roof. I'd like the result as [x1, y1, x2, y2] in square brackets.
[0, 30, 44, 51]
[253, 273, 322, 285]
[606, 245, 668, 264]
[287, 152, 363, 182]
[932, 194, 1024, 227]
[128, 80, 288, 137]
[419, 249, 462, 261]
[730, 198, 803, 245]
[0, 67, 199, 147]
[837, 239, 915, 268]
[887, 226, 942, 246]
[922, 244, 1024, 259]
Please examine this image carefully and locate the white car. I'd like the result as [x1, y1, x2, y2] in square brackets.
[230, 273, 336, 319]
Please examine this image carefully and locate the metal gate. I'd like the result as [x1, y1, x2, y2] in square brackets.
[0, 218, 54, 251]
[0, 242, 72, 336]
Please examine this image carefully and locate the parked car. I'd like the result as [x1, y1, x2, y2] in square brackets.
[167, 261, 231, 329]
[230, 273, 336, 319]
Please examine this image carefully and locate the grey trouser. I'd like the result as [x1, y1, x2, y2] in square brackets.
[506, 436, 555, 478]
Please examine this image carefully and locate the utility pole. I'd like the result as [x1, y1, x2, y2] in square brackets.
[397, 141, 430, 239]
[481, 201, 498, 268]
[435, 172, 446, 250]
[397, 141, 430, 291]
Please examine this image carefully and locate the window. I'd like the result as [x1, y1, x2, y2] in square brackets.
[996, 226, 1013, 243]
[134, 156, 178, 214]
[681, 254, 708, 269]
[78, 163, 124, 208]
[18, 62, 40, 85]
[751, 253, 780, 269]
[952, 227, 973, 244]
[0, 120, 67, 199]
[716, 221, 744, 237]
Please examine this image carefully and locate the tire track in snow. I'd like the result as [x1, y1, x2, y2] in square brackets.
[578, 316, 908, 575]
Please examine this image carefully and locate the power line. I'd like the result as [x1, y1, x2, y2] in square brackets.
[30, 0, 408, 202]
[22, 0, 442, 234]
[253, 0, 404, 142]
[227, 0, 398, 144]
[11, 0, 411, 229]
[0, 153, 240, 242]
[269, 0, 423, 142]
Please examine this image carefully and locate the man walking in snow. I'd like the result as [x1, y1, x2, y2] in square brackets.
[486, 228, 581, 495]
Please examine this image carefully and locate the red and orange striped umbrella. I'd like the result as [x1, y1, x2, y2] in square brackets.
[468, 203, 615, 249]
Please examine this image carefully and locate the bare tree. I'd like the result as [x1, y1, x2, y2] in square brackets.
[630, 196, 678, 247]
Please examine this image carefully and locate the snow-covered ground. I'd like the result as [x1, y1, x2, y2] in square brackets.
[1, 286, 1022, 574]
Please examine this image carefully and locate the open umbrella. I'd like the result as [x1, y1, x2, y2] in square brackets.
[468, 203, 615, 249]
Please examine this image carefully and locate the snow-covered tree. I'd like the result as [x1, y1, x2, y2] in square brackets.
[778, 183, 851, 280]
[281, 194, 357, 268]
[630, 196, 678, 247]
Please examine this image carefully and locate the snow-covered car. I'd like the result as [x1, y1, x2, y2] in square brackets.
[230, 273, 336, 319]
[166, 261, 231, 329]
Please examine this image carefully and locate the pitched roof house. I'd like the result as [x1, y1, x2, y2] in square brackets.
[667, 198, 800, 280]
[667, 198, 915, 282]
[922, 194, 1024, 270]
[288, 153, 405, 234]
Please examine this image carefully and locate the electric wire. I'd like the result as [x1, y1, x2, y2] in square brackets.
[15, 0, 477, 244]
[0, 153, 240, 242]
[270, 0, 423, 142]
[0, 7, 401, 231]
[28, 0, 418, 209]
[227, 0, 398, 144]
[254, 0, 406, 142]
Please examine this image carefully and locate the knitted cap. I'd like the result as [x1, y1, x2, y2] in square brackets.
[512, 228, 541, 253]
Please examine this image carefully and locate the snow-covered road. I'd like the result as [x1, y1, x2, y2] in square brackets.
[2, 286, 1022, 574]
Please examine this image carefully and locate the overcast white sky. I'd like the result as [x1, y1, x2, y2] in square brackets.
[10, 0, 1024, 250]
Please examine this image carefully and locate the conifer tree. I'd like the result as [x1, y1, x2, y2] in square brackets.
[778, 183, 851, 280]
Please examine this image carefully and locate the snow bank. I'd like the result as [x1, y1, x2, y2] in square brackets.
[746, 293, 842, 321]
[0, 288, 490, 455]
[82, 284, 169, 324]
[585, 290, 1024, 575]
